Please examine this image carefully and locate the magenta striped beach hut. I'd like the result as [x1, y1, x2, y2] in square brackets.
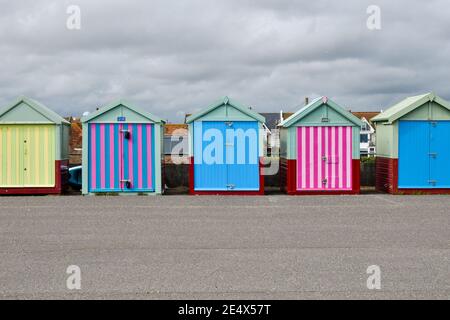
[81, 100, 165, 195]
[279, 97, 363, 195]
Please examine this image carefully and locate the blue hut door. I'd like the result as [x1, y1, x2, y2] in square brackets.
[399, 120, 450, 189]
[398, 121, 430, 188]
[194, 121, 259, 191]
[194, 121, 227, 190]
[430, 121, 450, 188]
[225, 121, 260, 191]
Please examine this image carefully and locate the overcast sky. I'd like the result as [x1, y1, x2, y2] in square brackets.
[1, 0, 449, 122]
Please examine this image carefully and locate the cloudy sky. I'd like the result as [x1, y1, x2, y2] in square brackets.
[0, 0, 449, 122]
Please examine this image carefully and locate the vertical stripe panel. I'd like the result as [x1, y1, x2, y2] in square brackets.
[321, 127, 326, 190]
[44, 127, 50, 186]
[90, 124, 97, 190]
[142, 124, 148, 190]
[122, 124, 127, 187]
[342, 127, 348, 189]
[108, 124, 114, 190]
[347, 127, 352, 189]
[0, 127, 3, 184]
[132, 124, 139, 190]
[6, 128, 11, 185]
[105, 124, 111, 189]
[296, 128, 301, 190]
[338, 127, 343, 189]
[313, 127, 318, 189]
[128, 124, 134, 189]
[137, 124, 143, 189]
[114, 124, 120, 190]
[95, 124, 101, 190]
[309, 127, 314, 189]
[100, 124, 106, 189]
[301, 127, 306, 189]
[147, 124, 153, 190]
[305, 127, 310, 189]
[317, 127, 322, 189]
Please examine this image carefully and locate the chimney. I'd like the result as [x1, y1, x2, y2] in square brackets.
[305, 97, 309, 105]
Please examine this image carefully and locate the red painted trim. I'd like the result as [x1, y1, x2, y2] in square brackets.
[0, 160, 68, 195]
[376, 157, 398, 194]
[189, 157, 265, 196]
[396, 188, 450, 195]
[189, 156, 195, 195]
[376, 157, 450, 194]
[282, 158, 360, 195]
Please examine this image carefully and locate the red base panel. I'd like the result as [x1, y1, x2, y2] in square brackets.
[280, 158, 361, 195]
[376, 157, 450, 194]
[189, 157, 265, 196]
[0, 160, 69, 195]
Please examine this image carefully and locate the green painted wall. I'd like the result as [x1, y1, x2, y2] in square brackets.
[188, 104, 265, 157]
[280, 103, 361, 160]
[0, 102, 54, 124]
[376, 101, 450, 159]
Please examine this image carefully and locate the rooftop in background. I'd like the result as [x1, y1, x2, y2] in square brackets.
[164, 124, 188, 135]
[259, 113, 282, 130]
[351, 111, 381, 126]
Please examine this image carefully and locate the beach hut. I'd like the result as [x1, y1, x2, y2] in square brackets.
[81, 100, 165, 195]
[372, 93, 450, 194]
[0, 97, 70, 195]
[186, 97, 266, 195]
[279, 96, 363, 195]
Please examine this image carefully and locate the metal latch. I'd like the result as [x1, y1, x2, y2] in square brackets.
[428, 180, 437, 186]
[225, 122, 234, 127]
[120, 180, 132, 189]
[120, 130, 131, 139]
[322, 156, 327, 162]
[322, 179, 328, 185]
[227, 184, 235, 190]
[429, 153, 438, 158]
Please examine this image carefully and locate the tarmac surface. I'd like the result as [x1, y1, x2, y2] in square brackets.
[0, 195, 449, 300]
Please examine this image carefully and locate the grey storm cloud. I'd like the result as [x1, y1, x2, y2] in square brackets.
[0, 0, 450, 121]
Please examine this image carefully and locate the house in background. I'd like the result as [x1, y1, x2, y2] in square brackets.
[351, 112, 380, 156]
[65, 117, 83, 166]
[164, 124, 189, 164]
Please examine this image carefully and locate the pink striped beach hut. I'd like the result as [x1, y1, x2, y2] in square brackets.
[279, 97, 363, 195]
[81, 100, 165, 195]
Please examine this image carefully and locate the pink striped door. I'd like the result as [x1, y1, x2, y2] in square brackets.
[89, 123, 154, 192]
[297, 126, 353, 191]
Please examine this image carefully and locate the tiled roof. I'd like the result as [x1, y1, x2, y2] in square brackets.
[164, 124, 188, 135]
[351, 111, 381, 125]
